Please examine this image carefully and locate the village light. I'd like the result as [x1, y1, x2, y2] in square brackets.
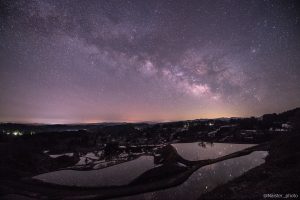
[12, 131, 23, 136]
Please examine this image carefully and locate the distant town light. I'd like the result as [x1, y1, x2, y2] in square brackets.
[12, 131, 23, 136]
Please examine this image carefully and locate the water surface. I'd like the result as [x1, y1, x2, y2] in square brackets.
[171, 142, 255, 160]
[34, 156, 154, 187]
[33, 142, 258, 189]
[116, 151, 268, 200]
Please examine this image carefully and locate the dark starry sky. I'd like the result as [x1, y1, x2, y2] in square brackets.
[0, 0, 300, 123]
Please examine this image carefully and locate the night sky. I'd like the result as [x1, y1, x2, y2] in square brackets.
[0, 0, 300, 123]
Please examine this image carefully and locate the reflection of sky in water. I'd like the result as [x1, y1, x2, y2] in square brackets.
[33, 156, 154, 187]
[32, 142, 265, 200]
[116, 151, 268, 200]
[172, 142, 255, 160]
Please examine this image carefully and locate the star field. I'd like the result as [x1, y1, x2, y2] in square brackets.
[0, 0, 300, 123]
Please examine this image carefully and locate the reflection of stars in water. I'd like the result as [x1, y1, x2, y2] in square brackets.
[132, 151, 269, 200]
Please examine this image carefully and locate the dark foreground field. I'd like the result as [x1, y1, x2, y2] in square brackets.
[1, 134, 299, 200]
[0, 108, 299, 199]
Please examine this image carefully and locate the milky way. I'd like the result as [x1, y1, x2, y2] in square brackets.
[0, 0, 300, 123]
